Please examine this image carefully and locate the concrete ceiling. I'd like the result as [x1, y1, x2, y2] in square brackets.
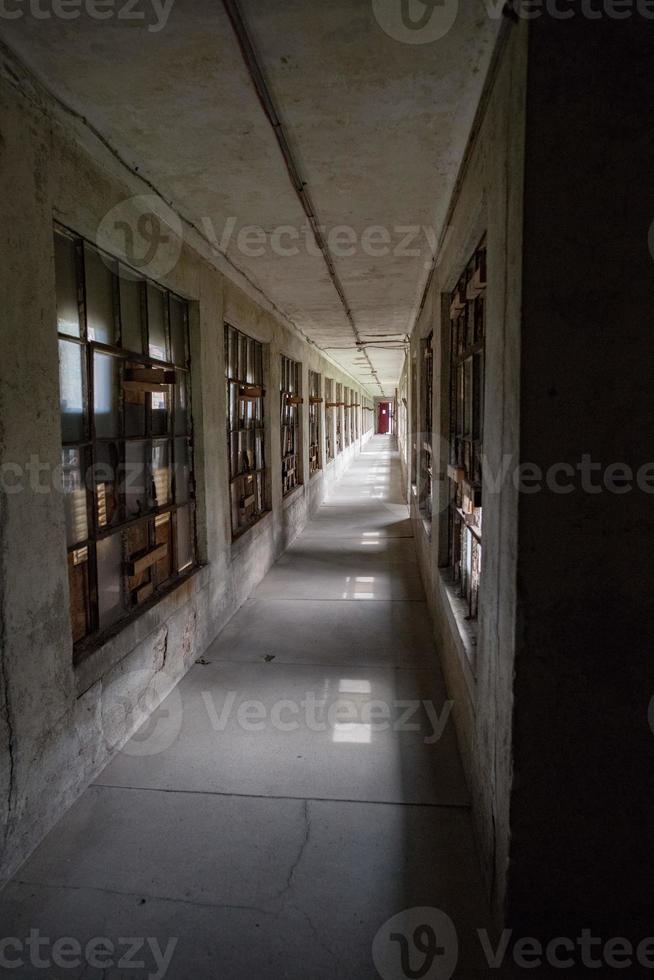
[1, 0, 500, 394]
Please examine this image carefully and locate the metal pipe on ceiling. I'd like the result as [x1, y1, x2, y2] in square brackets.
[221, 0, 384, 395]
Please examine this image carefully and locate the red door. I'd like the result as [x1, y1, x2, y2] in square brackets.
[377, 401, 391, 434]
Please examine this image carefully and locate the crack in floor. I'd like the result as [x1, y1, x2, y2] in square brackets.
[11, 877, 277, 918]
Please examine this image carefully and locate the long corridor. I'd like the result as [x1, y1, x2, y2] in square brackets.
[0, 437, 490, 978]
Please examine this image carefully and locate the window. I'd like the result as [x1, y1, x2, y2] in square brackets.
[335, 383, 343, 453]
[308, 370, 322, 476]
[448, 238, 486, 620]
[411, 356, 418, 485]
[325, 378, 334, 460]
[225, 323, 267, 538]
[55, 226, 197, 653]
[280, 354, 302, 496]
[344, 388, 351, 447]
[364, 397, 373, 432]
[421, 333, 434, 525]
[398, 370, 408, 460]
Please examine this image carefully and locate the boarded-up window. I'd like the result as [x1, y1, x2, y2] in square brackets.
[225, 323, 267, 537]
[448, 237, 486, 622]
[280, 355, 302, 496]
[54, 226, 197, 657]
[308, 370, 322, 476]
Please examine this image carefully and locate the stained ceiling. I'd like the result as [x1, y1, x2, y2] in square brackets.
[1, 0, 501, 394]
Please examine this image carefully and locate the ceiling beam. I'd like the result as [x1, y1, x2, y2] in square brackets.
[221, 0, 385, 395]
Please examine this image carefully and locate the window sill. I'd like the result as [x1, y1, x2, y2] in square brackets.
[438, 568, 478, 700]
[230, 509, 273, 560]
[283, 483, 305, 507]
[74, 563, 209, 695]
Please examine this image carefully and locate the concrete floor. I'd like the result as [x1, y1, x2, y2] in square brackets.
[0, 437, 491, 979]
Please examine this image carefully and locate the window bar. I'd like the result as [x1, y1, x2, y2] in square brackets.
[225, 322, 267, 536]
[447, 236, 486, 623]
[55, 225, 197, 657]
[281, 354, 302, 496]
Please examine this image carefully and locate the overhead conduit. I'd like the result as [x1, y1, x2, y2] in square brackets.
[221, 0, 385, 396]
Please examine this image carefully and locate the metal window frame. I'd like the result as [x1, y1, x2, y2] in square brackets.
[55, 224, 197, 660]
[280, 354, 302, 496]
[421, 333, 434, 524]
[325, 377, 334, 460]
[225, 322, 268, 538]
[447, 237, 486, 621]
[308, 369, 322, 476]
[335, 382, 343, 453]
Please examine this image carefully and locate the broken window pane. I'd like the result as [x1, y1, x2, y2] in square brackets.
[175, 373, 189, 435]
[93, 352, 120, 438]
[61, 448, 88, 546]
[124, 441, 148, 518]
[68, 548, 90, 643]
[55, 233, 80, 337]
[151, 440, 171, 508]
[97, 532, 124, 629]
[176, 504, 194, 572]
[151, 388, 170, 437]
[154, 513, 173, 586]
[85, 244, 116, 344]
[124, 365, 146, 437]
[126, 519, 151, 604]
[119, 270, 144, 354]
[147, 283, 168, 360]
[174, 438, 190, 503]
[59, 340, 86, 443]
[170, 295, 187, 366]
[94, 441, 121, 528]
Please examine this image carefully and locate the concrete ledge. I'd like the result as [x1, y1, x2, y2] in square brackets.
[230, 510, 274, 562]
[437, 570, 478, 701]
[282, 483, 305, 508]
